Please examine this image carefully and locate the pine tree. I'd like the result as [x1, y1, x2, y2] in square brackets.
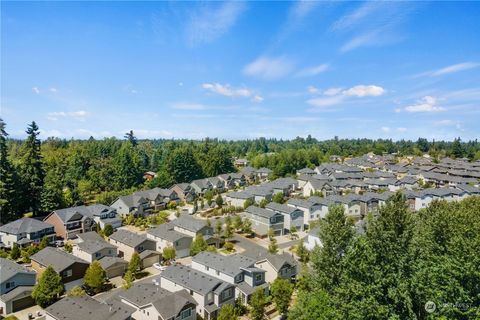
[10, 243, 20, 260]
[40, 169, 65, 214]
[84, 261, 108, 294]
[124, 130, 137, 147]
[128, 252, 142, 276]
[66, 286, 86, 297]
[0, 119, 20, 223]
[296, 240, 309, 263]
[123, 270, 134, 289]
[20, 121, 45, 216]
[32, 266, 63, 307]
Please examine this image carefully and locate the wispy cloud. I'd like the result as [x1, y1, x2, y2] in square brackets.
[243, 56, 295, 80]
[202, 83, 263, 102]
[343, 85, 385, 97]
[307, 96, 344, 107]
[307, 84, 385, 108]
[171, 102, 207, 110]
[47, 110, 90, 121]
[296, 64, 329, 77]
[396, 96, 446, 113]
[32, 87, 40, 94]
[416, 62, 480, 77]
[186, 1, 246, 46]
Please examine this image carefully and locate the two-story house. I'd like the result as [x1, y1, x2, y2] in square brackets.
[146, 223, 193, 258]
[108, 229, 157, 262]
[0, 257, 37, 315]
[102, 283, 197, 320]
[31, 247, 89, 291]
[191, 252, 268, 304]
[72, 231, 117, 263]
[160, 265, 235, 320]
[0, 217, 55, 248]
[244, 206, 284, 237]
[111, 194, 150, 217]
[253, 253, 298, 283]
[81, 204, 122, 230]
[44, 206, 96, 240]
[170, 183, 196, 203]
[265, 202, 304, 233]
[171, 216, 222, 248]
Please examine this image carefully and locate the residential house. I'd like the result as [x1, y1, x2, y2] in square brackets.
[302, 179, 333, 197]
[72, 231, 117, 263]
[111, 194, 150, 217]
[103, 283, 197, 320]
[265, 202, 304, 233]
[44, 206, 96, 240]
[225, 191, 254, 208]
[230, 173, 247, 187]
[0, 217, 55, 248]
[170, 183, 196, 203]
[82, 204, 122, 230]
[109, 229, 157, 261]
[287, 198, 324, 226]
[31, 247, 89, 291]
[147, 223, 193, 258]
[252, 253, 297, 283]
[190, 179, 213, 196]
[160, 265, 235, 320]
[268, 177, 298, 195]
[244, 186, 273, 203]
[234, 158, 249, 167]
[45, 296, 133, 320]
[296, 167, 316, 176]
[217, 174, 235, 190]
[244, 206, 284, 237]
[256, 167, 272, 181]
[207, 177, 226, 193]
[171, 216, 222, 248]
[0, 258, 36, 315]
[191, 252, 268, 303]
[240, 166, 256, 183]
[98, 256, 129, 279]
[133, 188, 180, 211]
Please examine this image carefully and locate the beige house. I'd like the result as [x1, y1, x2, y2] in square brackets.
[109, 229, 156, 261]
[72, 232, 117, 263]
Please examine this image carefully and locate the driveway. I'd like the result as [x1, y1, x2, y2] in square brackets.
[231, 234, 268, 258]
[7, 305, 44, 320]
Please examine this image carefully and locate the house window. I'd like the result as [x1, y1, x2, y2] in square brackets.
[255, 274, 262, 282]
[205, 266, 209, 271]
[138, 245, 144, 252]
[95, 252, 101, 258]
[223, 289, 232, 300]
[190, 290, 193, 295]
[180, 308, 192, 319]
[207, 292, 213, 301]
[5, 281, 14, 289]
[216, 270, 220, 276]
[62, 269, 72, 278]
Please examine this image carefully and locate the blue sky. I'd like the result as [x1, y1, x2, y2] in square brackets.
[1, 1, 480, 141]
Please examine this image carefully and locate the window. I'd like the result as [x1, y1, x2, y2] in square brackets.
[180, 308, 191, 319]
[95, 252, 101, 258]
[190, 290, 193, 295]
[216, 270, 220, 276]
[205, 266, 209, 271]
[223, 289, 232, 299]
[255, 274, 263, 282]
[62, 269, 72, 278]
[5, 281, 14, 289]
[207, 292, 213, 301]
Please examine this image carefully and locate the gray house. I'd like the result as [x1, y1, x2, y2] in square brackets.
[0, 257, 37, 315]
[265, 202, 304, 233]
[110, 195, 150, 217]
[160, 265, 235, 320]
[147, 223, 193, 258]
[190, 179, 213, 196]
[191, 252, 268, 303]
[0, 217, 55, 248]
[244, 206, 284, 237]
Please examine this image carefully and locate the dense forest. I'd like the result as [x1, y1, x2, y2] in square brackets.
[289, 194, 480, 319]
[1, 118, 479, 223]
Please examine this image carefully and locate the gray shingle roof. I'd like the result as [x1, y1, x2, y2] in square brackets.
[265, 202, 298, 215]
[151, 289, 197, 320]
[161, 265, 231, 295]
[226, 191, 254, 200]
[0, 257, 36, 283]
[0, 217, 54, 235]
[45, 296, 132, 320]
[245, 206, 278, 219]
[98, 256, 128, 270]
[147, 223, 191, 242]
[77, 239, 116, 255]
[31, 247, 88, 273]
[109, 229, 151, 248]
[192, 252, 256, 277]
[172, 216, 207, 233]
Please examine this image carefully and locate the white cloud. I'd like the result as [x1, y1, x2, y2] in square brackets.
[252, 95, 264, 103]
[202, 83, 251, 97]
[296, 64, 329, 77]
[186, 2, 246, 45]
[290, 0, 320, 19]
[381, 126, 391, 133]
[307, 86, 319, 94]
[32, 87, 40, 94]
[49, 87, 58, 93]
[397, 127, 407, 133]
[243, 56, 294, 80]
[400, 96, 446, 113]
[340, 30, 381, 52]
[307, 95, 344, 107]
[47, 110, 90, 121]
[343, 85, 385, 97]
[323, 87, 343, 96]
[424, 62, 480, 77]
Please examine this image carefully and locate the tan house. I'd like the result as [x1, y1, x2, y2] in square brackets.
[72, 231, 117, 263]
[108, 229, 156, 261]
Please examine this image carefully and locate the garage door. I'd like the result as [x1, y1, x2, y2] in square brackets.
[142, 256, 159, 268]
[12, 296, 35, 312]
[107, 265, 126, 278]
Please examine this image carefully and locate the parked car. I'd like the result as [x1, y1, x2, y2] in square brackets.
[55, 240, 64, 247]
[153, 262, 167, 271]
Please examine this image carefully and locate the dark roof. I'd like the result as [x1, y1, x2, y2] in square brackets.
[139, 250, 160, 260]
[45, 296, 132, 320]
[147, 223, 191, 242]
[77, 239, 116, 255]
[265, 202, 299, 215]
[77, 231, 104, 242]
[0, 257, 36, 283]
[31, 247, 88, 273]
[172, 216, 208, 233]
[151, 289, 197, 319]
[98, 256, 128, 270]
[226, 191, 254, 200]
[192, 252, 256, 277]
[245, 206, 278, 219]
[0, 217, 53, 235]
[109, 229, 151, 248]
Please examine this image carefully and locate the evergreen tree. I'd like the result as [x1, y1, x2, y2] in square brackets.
[84, 261, 108, 294]
[249, 288, 267, 320]
[0, 119, 20, 223]
[112, 143, 141, 190]
[215, 220, 223, 236]
[128, 252, 142, 276]
[122, 270, 134, 289]
[296, 240, 309, 263]
[124, 130, 137, 147]
[32, 266, 63, 307]
[272, 192, 284, 204]
[165, 146, 202, 183]
[242, 218, 253, 235]
[270, 278, 294, 316]
[10, 243, 20, 260]
[39, 236, 50, 250]
[190, 233, 208, 255]
[40, 169, 65, 214]
[162, 246, 176, 264]
[233, 215, 243, 230]
[20, 121, 45, 216]
[103, 224, 114, 237]
[215, 194, 224, 207]
[268, 236, 278, 254]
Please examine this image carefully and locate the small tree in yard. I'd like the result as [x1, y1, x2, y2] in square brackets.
[123, 270, 134, 289]
[296, 240, 309, 263]
[67, 286, 86, 297]
[243, 198, 254, 209]
[218, 303, 238, 320]
[84, 261, 108, 294]
[215, 194, 224, 207]
[233, 215, 243, 230]
[103, 224, 114, 237]
[10, 243, 20, 260]
[270, 278, 294, 316]
[39, 235, 50, 249]
[250, 288, 267, 320]
[32, 266, 63, 307]
[272, 192, 284, 204]
[190, 234, 208, 255]
[223, 241, 235, 252]
[162, 246, 176, 264]
[215, 220, 223, 236]
[223, 223, 233, 239]
[268, 237, 278, 254]
[64, 241, 73, 253]
[289, 225, 298, 240]
[128, 252, 142, 276]
[259, 199, 268, 208]
[242, 218, 253, 236]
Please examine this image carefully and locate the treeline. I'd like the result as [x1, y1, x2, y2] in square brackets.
[1, 118, 479, 222]
[290, 195, 480, 319]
